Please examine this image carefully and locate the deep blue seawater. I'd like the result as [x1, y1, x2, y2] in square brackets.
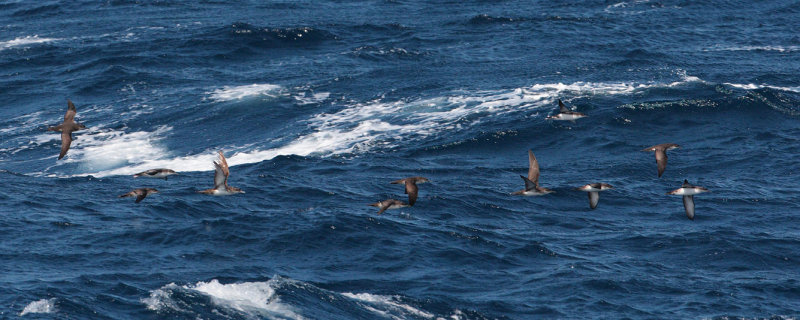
[2, 0, 800, 318]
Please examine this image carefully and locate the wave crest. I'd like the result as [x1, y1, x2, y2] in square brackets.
[143, 279, 303, 319]
[0, 35, 60, 50]
[20, 298, 57, 316]
[207, 84, 284, 102]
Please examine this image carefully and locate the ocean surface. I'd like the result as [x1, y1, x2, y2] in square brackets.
[1, 0, 799, 318]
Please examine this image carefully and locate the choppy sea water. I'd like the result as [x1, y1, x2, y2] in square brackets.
[2, 0, 800, 319]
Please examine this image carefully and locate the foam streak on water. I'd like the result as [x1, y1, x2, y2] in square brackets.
[0, 35, 59, 50]
[208, 84, 284, 102]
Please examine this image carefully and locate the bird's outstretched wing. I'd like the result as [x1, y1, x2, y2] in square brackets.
[527, 150, 540, 185]
[65, 100, 77, 122]
[59, 131, 73, 160]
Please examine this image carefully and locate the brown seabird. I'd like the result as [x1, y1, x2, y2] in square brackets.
[368, 199, 409, 215]
[642, 143, 680, 177]
[197, 151, 244, 196]
[390, 176, 429, 206]
[47, 100, 86, 160]
[119, 188, 159, 203]
[512, 150, 554, 196]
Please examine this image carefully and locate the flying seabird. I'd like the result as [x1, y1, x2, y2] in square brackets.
[576, 183, 614, 209]
[47, 100, 86, 160]
[134, 168, 177, 180]
[546, 99, 587, 121]
[667, 179, 709, 220]
[390, 176, 429, 206]
[197, 151, 244, 196]
[119, 188, 159, 203]
[368, 199, 409, 215]
[642, 143, 680, 177]
[512, 150, 554, 196]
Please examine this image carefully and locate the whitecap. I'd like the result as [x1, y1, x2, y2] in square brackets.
[143, 279, 302, 319]
[723, 83, 800, 93]
[706, 45, 800, 53]
[293, 91, 330, 105]
[19, 298, 56, 316]
[0, 35, 59, 50]
[208, 84, 283, 102]
[61, 126, 172, 171]
[342, 292, 435, 319]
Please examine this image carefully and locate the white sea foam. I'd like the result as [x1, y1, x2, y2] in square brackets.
[604, 0, 653, 14]
[76, 77, 702, 177]
[342, 292, 435, 319]
[0, 111, 46, 134]
[0, 35, 59, 50]
[143, 279, 302, 319]
[707, 45, 800, 53]
[19, 298, 56, 316]
[723, 82, 800, 93]
[58, 126, 171, 172]
[208, 84, 283, 102]
[293, 91, 330, 105]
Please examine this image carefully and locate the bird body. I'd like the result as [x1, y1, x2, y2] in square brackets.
[47, 100, 86, 160]
[576, 183, 614, 209]
[642, 143, 680, 177]
[667, 179, 709, 220]
[119, 188, 159, 203]
[368, 199, 409, 214]
[198, 151, 244, 196]
[512, 150, 553, 196]
[546, 99, 587, 121]
[134, 168, 177, 180]
[390, 176, 429, 206]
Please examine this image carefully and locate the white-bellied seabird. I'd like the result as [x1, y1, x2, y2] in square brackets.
[198, 151, 244, 196]
[667, 179, 709, 220]
[546, 99, 587, 121]
[512, 150, 554, 196]
[576, 183, 614, 209]
[133, 169, 177, 180]
[368, 199, 409, 215]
